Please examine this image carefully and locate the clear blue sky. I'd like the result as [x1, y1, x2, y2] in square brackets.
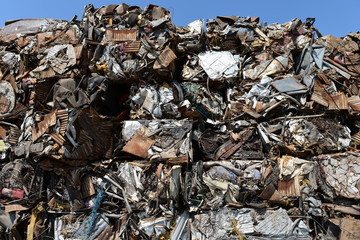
[1, 0, 359, 37]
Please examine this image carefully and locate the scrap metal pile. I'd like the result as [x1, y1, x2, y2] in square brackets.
[0, 3, 359, 240]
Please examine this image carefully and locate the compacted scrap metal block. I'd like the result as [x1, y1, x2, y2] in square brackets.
[0, 3, 359, 240]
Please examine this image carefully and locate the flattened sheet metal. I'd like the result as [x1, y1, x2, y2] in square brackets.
[254, 208, 293, 235]
[348, 95, 360, 111]
[73, 45, 84, 60]
[34, 67, 57, 79]
[198, 51, 239, 80]
[122, 131, 155, 158]
[105, 29, 137, 42]
[271, 78, 308, 95]
[311, 91, 329, 107]
[0, 18, 65, 36]
[327, 92, 348, 110]
[330, 218, 360, 240]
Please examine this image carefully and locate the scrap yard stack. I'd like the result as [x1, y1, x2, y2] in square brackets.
[0, 3, 359, 239]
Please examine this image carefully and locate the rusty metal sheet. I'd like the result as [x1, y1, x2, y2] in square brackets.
[105, 29, 137, 42]
[8, 127, 20, 145]
[50, 133, 65, 146]
[73, 45, 83, 60]
[115, 3, 129, 15]
[167, 155, 188, 164]
[351, 131, 360, 144]
[63, 110, 113, 160]
[0, 126, 6, 139]
[81, 175, 96, 198]
[37, 29, 77, 46]
[348, 95, 360, 111]
[330, 218, 360, 240]
[123, 131, 155, 158]
[37, 32, 54, 46]
[56, 110, 68, 136]
[242, 105, 261, 118]
[5, 204, 29, 213]
[149, 5, 167, 19]
[278, 176, 301, 197]
[255, 101, 264, 113]
[310, 91, 329, 107]
[69, 140, 94, 160]
[124, 41, 141, 52]
[105, 5, 118, 15]
[327, 92, 348, 110]
[32, 110, 57, 142]
[34, 67, 56, 79]
[34, 80, 56, 105]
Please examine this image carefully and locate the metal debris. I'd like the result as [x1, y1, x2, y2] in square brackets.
[0, 3, 359, 239]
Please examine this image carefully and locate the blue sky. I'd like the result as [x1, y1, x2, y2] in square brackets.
[1, 0, 359, 37]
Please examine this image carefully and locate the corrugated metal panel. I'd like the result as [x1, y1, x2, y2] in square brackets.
[50, 133, 65, 146]
[124, 41, 141, 53]
[70, 140, 94, 160]
[351, 132, 360, 144]
[34, 80, 54, 104]
[348, 96, 360, 111]
[8, 127, 20, 145]
[278, 176, 300, 197]
[56, 110, 68, 136]
[67, 111, 113, 160]
[153, 46, 177, 69]
[78, 129, 93, 143]
[105, 29, 137, 42]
